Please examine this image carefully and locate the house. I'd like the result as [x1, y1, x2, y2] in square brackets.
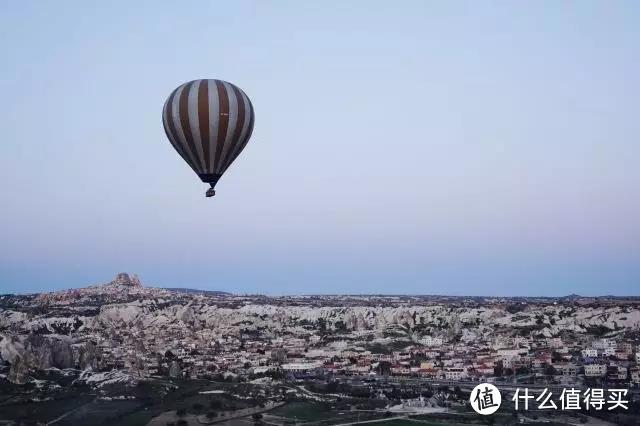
[498, 348, 525, 357]
[502, 356, 520, 370]
[390, 364, 411, 375]
[547, 338, 563, 349]
[443, 367, 467, 381]
[475, 364, 495, 376]
[418, 368, 440, 379]
[618, 343, 633, 356]
[593, 339, 616, 351]
[630, 368, 640, 385]
[607, 365, 628, 382]
[421, 336, 443, 347]
[584, 364, 607, 377]
[282, 362, 322, 373]
[252, 365, 278, 374]
[420, 361, 435, 370]
[532, 354, 552, 369]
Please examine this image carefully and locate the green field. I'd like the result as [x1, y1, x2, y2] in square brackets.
[0, 378, 261, 426]
[271, 401, 334, 422]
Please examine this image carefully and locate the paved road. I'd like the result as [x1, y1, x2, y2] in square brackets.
[330, 415, 408, 426]
[46, 399, 95, 425]
[341, 377, 639, 394]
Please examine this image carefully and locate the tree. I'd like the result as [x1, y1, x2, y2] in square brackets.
[335, 321, 347, 332]
[377, 361, 392, 376]
[544, 364, 556, 376]
[453, 386, 465, 399]
[506, 304, 525, 314]
[318, 318, 327, 333]
[494, 363, 503, 377]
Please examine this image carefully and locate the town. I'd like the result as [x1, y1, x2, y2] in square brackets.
[2, 273, 640, 424]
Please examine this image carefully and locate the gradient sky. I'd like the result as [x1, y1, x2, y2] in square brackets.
[1, 1, 639, 296]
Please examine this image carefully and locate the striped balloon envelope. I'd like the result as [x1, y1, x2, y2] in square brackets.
[162, 79, 255, 197]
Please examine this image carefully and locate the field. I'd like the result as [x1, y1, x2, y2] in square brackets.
[0, 378, 258, 425]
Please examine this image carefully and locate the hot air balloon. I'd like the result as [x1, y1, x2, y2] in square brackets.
[162, 79, 255, 197]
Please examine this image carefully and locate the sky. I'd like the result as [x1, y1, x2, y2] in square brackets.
[1, 1, 639, 296]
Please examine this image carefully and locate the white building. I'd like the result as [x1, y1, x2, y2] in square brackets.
[282, 362, 322, 373]
[584, 364, 607, 377]
[547, 338, 563, 349]
[443, 367, 467, 381]
[252, 366, 277, 374]
[593, 339, 616, 351]
[615, 366, 628, 380]
[501, 356, 520, 370]
[421, 336, 443, 347]
[556, 363, 578, 376]
[498, 348, 526, 357]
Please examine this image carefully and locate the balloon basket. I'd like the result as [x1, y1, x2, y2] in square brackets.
[206, 188, 216, 198]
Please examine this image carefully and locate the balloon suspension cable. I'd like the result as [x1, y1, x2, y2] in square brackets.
[206, 185, 216, 198]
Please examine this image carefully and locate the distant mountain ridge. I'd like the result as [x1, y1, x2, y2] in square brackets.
[2, 272, 640, 300]
[162, 288, 232, 296]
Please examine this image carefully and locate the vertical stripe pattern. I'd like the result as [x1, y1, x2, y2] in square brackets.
[162, 79, 255, 184]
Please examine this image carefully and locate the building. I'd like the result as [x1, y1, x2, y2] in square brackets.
[584, 364, 607, 377]
[420, 361, 435, 370]
[501, 356, 520, 370]
[282, 362, 322, 373]
[443, 367, 467, 381]
[252, 366, 278, 375]
[420, 336, 443, 347]
[593, 339, 616, 351]
[556, 363, 578, 376]
[498, 348, 526, 357]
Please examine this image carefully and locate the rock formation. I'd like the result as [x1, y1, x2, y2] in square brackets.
[110, 272, 142, 288]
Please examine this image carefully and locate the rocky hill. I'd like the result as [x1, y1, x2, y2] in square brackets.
[1, 273, 640, 385]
